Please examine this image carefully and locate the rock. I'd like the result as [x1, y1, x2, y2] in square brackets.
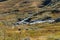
[54, 18, 60, 22]
[18, 18, 22, 21]
[25, 18, 32, 22]
[12, 10, 19, 13]
[42, 16, 52, 21]
[52, 10, 60, 13]
[18, 28, 21, 31]
[24, 38, 30, 40]
[38, 0, 51, 8]
[22, 1, 30, 4]
[55, 39, 60, 40]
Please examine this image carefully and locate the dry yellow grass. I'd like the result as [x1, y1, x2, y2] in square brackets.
[0, 0, 60, 40]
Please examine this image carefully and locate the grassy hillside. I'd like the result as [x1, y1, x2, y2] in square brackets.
[0, 0, 60, 40]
